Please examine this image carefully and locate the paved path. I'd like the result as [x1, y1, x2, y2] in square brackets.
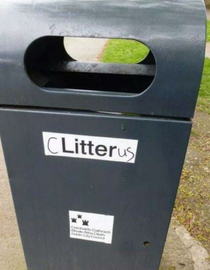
[205, 9, 210, 58]
[0, 140, 27, 270]
[206, 42, 210, 58]
[64, 37, 108, 62]
[206, 9, 210, 20]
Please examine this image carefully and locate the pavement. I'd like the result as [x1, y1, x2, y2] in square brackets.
[0, 38, 210, 270]
[64, 37, 108, 62]
[206, 9, 210, 20]
[206, 43, 210, 58]
[206, 10, 210, 58]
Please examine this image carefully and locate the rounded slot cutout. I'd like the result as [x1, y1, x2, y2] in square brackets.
[25, 36, 156, 95]
[64, 37, 150, 64]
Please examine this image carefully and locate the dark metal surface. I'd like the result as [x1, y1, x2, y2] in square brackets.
[0, 109, 191, 270]
[0, 0, 206, 118]
[48, 62, 156, 77]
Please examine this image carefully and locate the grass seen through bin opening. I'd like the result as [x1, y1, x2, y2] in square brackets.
[101, 39, 149, 64]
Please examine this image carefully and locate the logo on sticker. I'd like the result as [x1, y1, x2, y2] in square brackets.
[69, 211, 114, 244]
[43, 132, 138, 163]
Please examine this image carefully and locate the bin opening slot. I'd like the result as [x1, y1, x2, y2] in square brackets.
[25, 36, 156, 95]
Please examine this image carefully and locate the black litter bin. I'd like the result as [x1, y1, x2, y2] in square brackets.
[0, 1, 206, 270]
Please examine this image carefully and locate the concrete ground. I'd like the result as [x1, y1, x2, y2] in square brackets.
[206, 9, 210, 20]
[64, 37, 108, 62]
[205, 43, 210, 58]
[205, 9, 210, 58]
[0, 38, 209, 270]
[206, 10, 210, 58]
[0, 141, 27, 270]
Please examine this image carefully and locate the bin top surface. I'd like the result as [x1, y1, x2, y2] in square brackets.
[0, 0, 206, 118]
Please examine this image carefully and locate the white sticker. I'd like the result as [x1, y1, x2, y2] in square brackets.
[69, 211, 114, 244]
[43, 132, 138, 163]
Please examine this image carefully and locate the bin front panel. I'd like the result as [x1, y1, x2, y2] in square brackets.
[0, 109, 191, 270]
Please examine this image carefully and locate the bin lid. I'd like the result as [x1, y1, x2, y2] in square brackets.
[0, 0, 206, 118]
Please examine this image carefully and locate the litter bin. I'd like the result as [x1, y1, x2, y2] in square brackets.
[0, 1, 206, 270]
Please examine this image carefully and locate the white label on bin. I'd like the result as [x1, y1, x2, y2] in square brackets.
[69, 211, 114, 244]
[42, 132, 138, 163]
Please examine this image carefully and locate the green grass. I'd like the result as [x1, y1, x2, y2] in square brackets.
[197, 58, 210, 114]
[101, 39, 210, 114]
[207, 21, 210, 42]
[101, 39, 149, 64]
